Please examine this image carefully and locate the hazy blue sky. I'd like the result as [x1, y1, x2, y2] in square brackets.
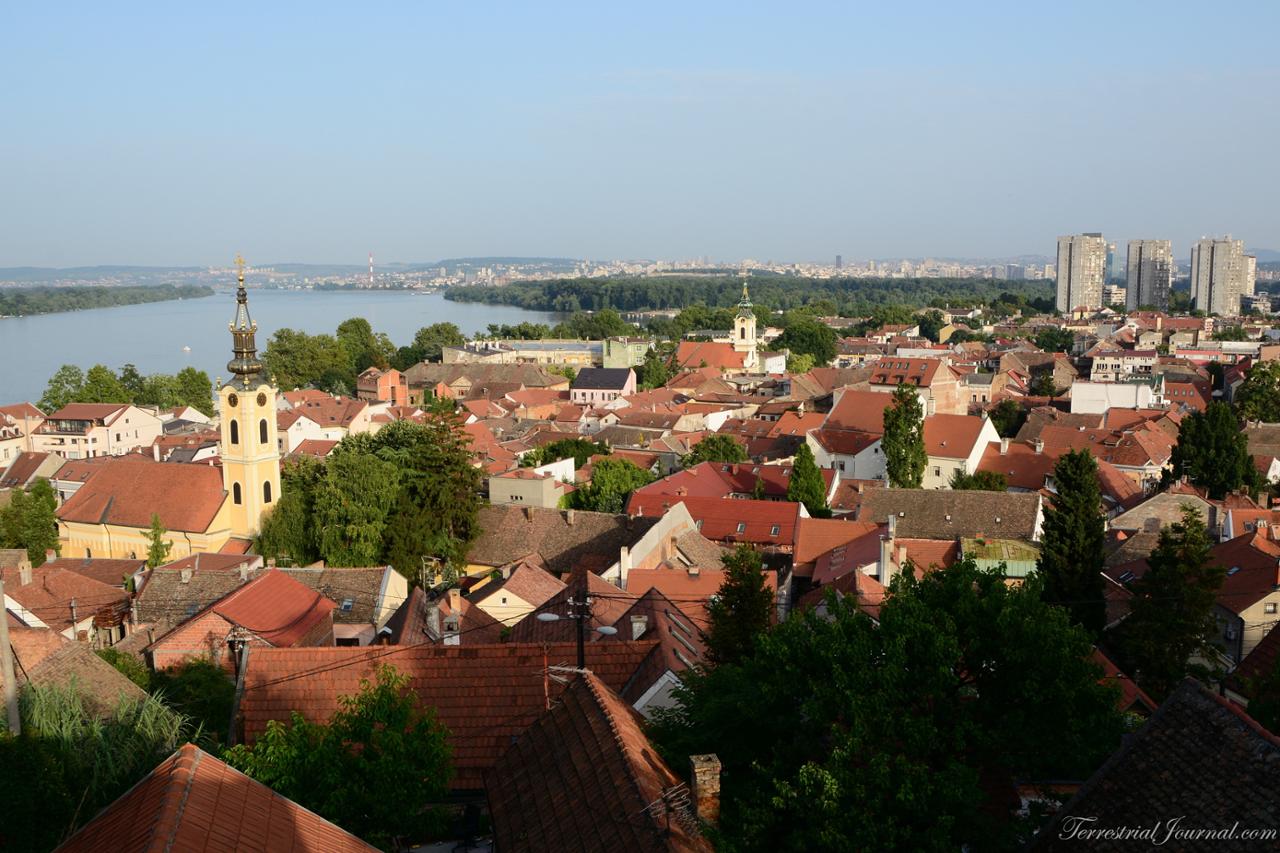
[3, 2, 1277, 266]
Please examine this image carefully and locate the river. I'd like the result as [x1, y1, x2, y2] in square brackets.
[0, 289, 562, 405]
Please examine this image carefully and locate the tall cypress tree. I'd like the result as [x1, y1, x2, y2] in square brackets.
[145, 513, 172, 569]
[1037, 449, 1107, 636]
[882, 384, 926, 488]
[704, 545, 775, 665]
[787, 443, 830, 517]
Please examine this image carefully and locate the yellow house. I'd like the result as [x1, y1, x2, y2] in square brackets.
[56, 257, 279, 559]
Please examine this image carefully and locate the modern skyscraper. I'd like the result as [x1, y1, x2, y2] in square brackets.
[1191, 237, 1250, 316]
[1125, 240, 1173, 311]
[1055, 233, 1107, 313]
[835, 254, 843, 270]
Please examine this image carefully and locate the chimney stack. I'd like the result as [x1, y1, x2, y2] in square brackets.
[566, 509, 576, 526]
[689, 754, 721, 825]
[999, 437, 1009, 455]
[18, 560, 32, 587]
[630, 614, 648, 640]
[238, 562, 250, 581]
[180, 567, 193, 584]
[1033, 438, 1044, 455]
[448, 586, 461, 610]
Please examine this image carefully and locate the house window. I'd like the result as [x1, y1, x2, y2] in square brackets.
[263, 481, 272, 503]
[229, 419, 239, 445]
[933, 466, 942, 476]
[233, 482, 242, 504]
[1267, 603, 1278, 615]
[85, 548, 92, 558]
[340, 598, 355, 613]
[336, 637, 360, 647]
[770, 525, 780, 536]
[736, 522, 747, 533]
[259, 419, 268, 445]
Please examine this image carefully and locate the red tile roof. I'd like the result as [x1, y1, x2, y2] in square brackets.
[1090, 647, 1158, 715]
[633, 461, 834, 503]
[53, 744, 377, 852]
[0, 451, 55, 489]
[625, 566, 778, 627]
[236, 642, 659, 790]
[1212, 530, 1280, 614]
[793, 517, 881, 574]
[1, 565, 130, 632]
[674, 340, 747, 370]
[625, 494, 803, 547]
[486, 674, 712, 853]
[213, 569, 336, 647]
[795, 568, 888, 621]
[56, 456, 227, 533]
[867, 357, 949, 388]
[825, 389, 891, 433]
[43, 402, 130, 423]
[292, 438, 339, 458]
[809, 428, 881, 456]
[923, 414, 990, 459]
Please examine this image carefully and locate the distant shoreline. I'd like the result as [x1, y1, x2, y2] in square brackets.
[0, 284, 215, 318]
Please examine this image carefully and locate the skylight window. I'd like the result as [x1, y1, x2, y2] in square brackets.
[341, 598, 355, 612]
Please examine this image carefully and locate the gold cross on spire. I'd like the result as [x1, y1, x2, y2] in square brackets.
[234, 254, 246, 282]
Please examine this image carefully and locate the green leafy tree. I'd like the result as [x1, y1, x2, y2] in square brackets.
[224, 666, 451, 848]
[1234, 359, 1280, 422]
[703, 545, 775, 665]
[1037, 450, 1107, 637]
[173, 367, 215, 415]
[314, 451, 401, 567]
[1167, 402, 1260, 499]
[132, 372, 179, 409]
[551, 308, 633, 340]
[787, 443, 829, 516]
[522, 438, 609, 469]
[1108, 506, 1225, 701]
[773, 317, 837, 365]
[149, 658, 237, 745]
[144, 512, 172, 569]
[0, 479, 60, 566]
[395, 322, 466, 367]
[950, 469, 1008, 491]
[652, 559, 1124, 851]
[261, 328, 351, 393]
[882, 384, 926, 488]
[0, 684, 196, 853]
[569, 457, 655, 513]
[78, 364, 129, 403]
[374, 416, 484, 582]
[636, 346, 673, 390]
[1028, 372, 1060, 398]
[336, 317, 395, 376]
[1034, 327, 1075, 353]
[681, 434, 748, 467]
[95, 648, 152, 690]
[256, 456, 324, 565]
[987, 399, 1027, 438]
[39, 364, 85, 412]
[1246, 659, 1280, 734]
[917, 309, 946, 343]
[118, 363, 146, 400]
[785, 352, 815, 374]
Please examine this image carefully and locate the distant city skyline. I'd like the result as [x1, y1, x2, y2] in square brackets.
[2, 2, 1278, 267]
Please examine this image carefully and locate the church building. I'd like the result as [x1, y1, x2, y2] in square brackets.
[57, 259, 281, 559]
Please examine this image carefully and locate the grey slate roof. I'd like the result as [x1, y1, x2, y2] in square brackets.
[571, 367, 633, 390]
[855, 489, 1043, 542]
[467, 506, 659, 576]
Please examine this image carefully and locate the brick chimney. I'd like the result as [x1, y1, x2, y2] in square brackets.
[999, 437, 1009, 455]
[19, 559, 33, 586]
[1033, 438, 1044, 454]
[689, 754, 721, 825]
[448, 586, 461, 610]
[238, 562, 251, 581]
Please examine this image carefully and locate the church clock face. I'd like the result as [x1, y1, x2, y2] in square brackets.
[227, 393, 239, 408]
[257, 392, 267, 406]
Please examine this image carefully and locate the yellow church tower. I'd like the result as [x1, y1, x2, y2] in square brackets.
[732, 281, 758, 369]
[219, 256, 280, 539]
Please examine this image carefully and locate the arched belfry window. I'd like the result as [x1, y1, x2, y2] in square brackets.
[229, 419, 239, 445]
[264, 481, 272, 503]
[259, 418, 268, 445]
[233, 482, 242, 504]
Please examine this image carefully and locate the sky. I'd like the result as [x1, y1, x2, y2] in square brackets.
[2, 1, 1278, 267]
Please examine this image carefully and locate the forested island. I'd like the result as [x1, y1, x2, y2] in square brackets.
[0, 284, 214, 317]
[445, 274, 1055, 315]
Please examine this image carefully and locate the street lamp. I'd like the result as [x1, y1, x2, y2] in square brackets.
[535, 592, 614, 669]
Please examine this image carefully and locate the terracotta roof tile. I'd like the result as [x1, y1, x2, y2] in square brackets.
[56, 455, 227, 533]
[213, 569, 337, 647]
[237, 641, 659, 790]
[486, 674, 712, 853]
[625, 494, 803, 547]
[54, 744, 378, 852]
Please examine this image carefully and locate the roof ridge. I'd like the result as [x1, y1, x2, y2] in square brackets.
[578, 673, 666, 842]
[157, 744, 202, 852]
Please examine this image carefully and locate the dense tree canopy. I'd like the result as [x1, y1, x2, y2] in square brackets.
[681, 434, 748, 467]
[987, 399, 1027, 438]
[950, 469, 1008, 491]
[772, 317, 837, 365]
[882, 384, 926, 488]
[0, 478, 60, 566]
[786, 443, 829, 516]
[0, 284, 212, 318]
[224, 666, 451, 849]
[1233, 359, 1280, 422]
[521, 438, 608, 469]
[703, 545, 775, 666]
[1167, 402, 1260, 499]
[1034, 327, 1076, 353]
[39, 363, 214, 415]
[1037, 450, 1107, 637]
[567, 457, 655, 513]
[1107, 506, 1225, 701]
[652, 559, 1125, 851]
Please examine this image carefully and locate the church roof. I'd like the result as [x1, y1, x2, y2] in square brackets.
[56, 456, 227, 533]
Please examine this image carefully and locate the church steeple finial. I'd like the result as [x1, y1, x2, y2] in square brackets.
[737, 281, 753, 316]
[226, 254, 263, 388]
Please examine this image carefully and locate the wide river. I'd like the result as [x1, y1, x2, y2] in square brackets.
[0, 289, 560, 405]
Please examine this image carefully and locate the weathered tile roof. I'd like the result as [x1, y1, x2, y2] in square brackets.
[467, 506, 658, 575]
[625, 495, 803, 547]
[0, 451, 56, 489]
[277, 566, 389, 626]
[236, 641, 659, 790]
[40, 557, 145, 589]
[486, 674, 713, 853]
[9, 626, 147, 715]
[506, 572, 637, 644]
[56, 455, 227, 533]
[474, 558, 566, 611]
[53, 743, 377, 852]
[856, 489, 1042, 542]
[1032, 680, 1280, 851]
[211, 570, 336, 647]
[1, 564, 130, 632]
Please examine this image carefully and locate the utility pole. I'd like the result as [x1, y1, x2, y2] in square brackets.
[571, 586, 588, 671]
[0, 576, 20, 735]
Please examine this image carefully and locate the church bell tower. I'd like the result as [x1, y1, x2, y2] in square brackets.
[732, 281, 758, 369]
[219, 255, 280, 539]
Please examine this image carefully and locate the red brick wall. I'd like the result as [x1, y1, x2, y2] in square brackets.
[150, 611, 239, 672]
